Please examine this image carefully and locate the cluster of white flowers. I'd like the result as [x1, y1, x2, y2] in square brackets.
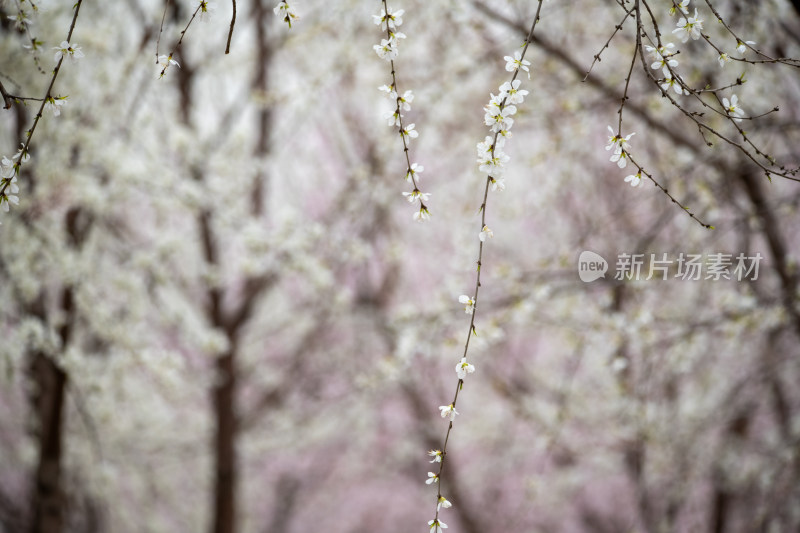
[605, 2, 756, 193]
[605, 125, 635, 169]
[477, 75, 529, 192]
[273, 1, 299, 28]
[374, 4, 430, 222]
[0, 148, 29, 223]
[53, 41, 84, 63]
[372, 5, 405, 61]
[424, 353, 477, 528]
[644, 42, 687, 96]
[425, 452, 453, 532]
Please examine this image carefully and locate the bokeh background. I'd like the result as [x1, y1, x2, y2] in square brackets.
[2, 1, 800, 532]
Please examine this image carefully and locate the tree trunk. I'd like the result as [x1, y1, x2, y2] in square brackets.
[29, 354, 67, 533]
[212, 350, 237, 533]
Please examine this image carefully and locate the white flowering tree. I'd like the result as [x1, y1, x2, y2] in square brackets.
[1, 1, 800, 533]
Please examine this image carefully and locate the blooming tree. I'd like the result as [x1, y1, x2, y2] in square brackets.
[1, 1, 800, 533]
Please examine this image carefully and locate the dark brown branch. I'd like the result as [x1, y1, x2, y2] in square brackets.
[225, 0, 236, 54]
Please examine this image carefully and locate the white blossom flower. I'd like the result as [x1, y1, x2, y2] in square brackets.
[455, 357, 475, 379]
[406, 163, 424, 182]
[610, 150, 629, 168]
[373, 38, 398, 61]
[439, 403, 459, 421]
[645, 43, 676, 60]
[428, 450, 442, 463]
[496, 130, 512, 147]
[1, 157, 15, 178]
[401, 123, 419, 140]
[437, 496, 452, 511]
[504, 50, 531, 77]
[0, 195, 19, 214]
[402, 189, 430, 203]
[8, 10, 32, 30]
[478, 150, 510, 176]
[490, 177, 505, 191]
[672, 9, 703, 42]
[398, 90, 414, 111]
[274, 1, 299, 27]
[53, 41, 84, 63]
[645, 43, 679, 71]
[478, 225, 493, 242]
[12, 146, 30, 164]
[717, 52, 731, 68]
[413, 206, 431, 222]
[660, 73, 687, 95]
[199, 1, 217, 20]
[476, 136, 494, 158]
[669, 0, 690, 16]
[722, 94, 745, 122]
[44, 96, 66, 117]
[373, 6, 404, 30]
[157, 54, 180, 78]
[458, 295, 475, 314]
[624, 172, 642, 187]
[385, 109, 402, 127]
[426, 472, 439, 485]
[428, 519, 448, 533]
[484, 102, 516, 132]
[2, 148, 27, 186]
[499, 79, 528, 105]
[0, 178, 19, 212]
[378, 83, 397, 99]
[736, 40, 756, 54]
[159, 54, 179, 68]
[605, 125, 635, 154]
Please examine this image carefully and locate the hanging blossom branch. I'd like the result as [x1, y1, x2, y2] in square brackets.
[0, 0, 84, 225]
[424, 3, 544, 532]
[6, 0, 46, 74]
[641, 0, 798, 179]
[593, 0, 800, 230]
[373, 2, 430, 221]
[155, 0, 218, 78]
[698, 0, 800, 69]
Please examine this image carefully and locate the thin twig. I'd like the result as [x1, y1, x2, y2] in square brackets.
[430, 1, 546, 526]
[155, 0, 171, 62]
[225, 0, 237, 54]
